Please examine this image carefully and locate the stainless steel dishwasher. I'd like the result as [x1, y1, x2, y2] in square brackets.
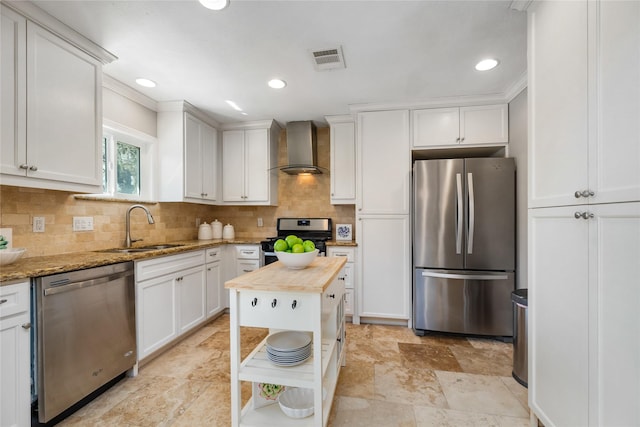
[33, 262, 136, 423]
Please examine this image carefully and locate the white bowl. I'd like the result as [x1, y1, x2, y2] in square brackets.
[278, 387, 314, 419]
[0, 248, 26, 266]
[275, 249, 319, 269]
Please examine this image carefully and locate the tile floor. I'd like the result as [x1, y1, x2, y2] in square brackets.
[57, 314, 530, 426]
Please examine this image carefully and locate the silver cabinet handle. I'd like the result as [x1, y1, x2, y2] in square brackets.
[22, 323, 31, 329]
[575, 190, 595, 198]
[0, 299, 7, 304]
[29, 165, 38, 171]
[19, 164, 29, 170]
[575, 211, 594, 220]
[456, 137, 460, 143]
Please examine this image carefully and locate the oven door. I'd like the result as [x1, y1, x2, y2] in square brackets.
[264, 251, 278, 266]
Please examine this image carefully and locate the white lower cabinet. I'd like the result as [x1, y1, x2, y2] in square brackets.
[135, 251, 206, 361]
[327, 247, 356, 321]
[205, 247, 223, 318]
[235, 244, 262, 277]
[356, 215, 411, 323]
[529, 202, 640, 426]
[0, 281, 31, 427]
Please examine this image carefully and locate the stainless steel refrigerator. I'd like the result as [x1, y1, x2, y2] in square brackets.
[413, 158, 515, 337]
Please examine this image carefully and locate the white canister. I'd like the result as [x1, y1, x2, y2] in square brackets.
[198, 222, 213, 240]
[222, 223, 235, 240]
[211, 219, 223, 239]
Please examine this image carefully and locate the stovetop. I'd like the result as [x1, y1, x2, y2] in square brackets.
[261, 218, 332, 252]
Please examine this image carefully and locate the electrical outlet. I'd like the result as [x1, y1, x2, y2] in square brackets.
[73, 216, 94, 231]
[196, 218, 201, 227]
[257, 217, 263, 227]
[33, 217, 45, 233]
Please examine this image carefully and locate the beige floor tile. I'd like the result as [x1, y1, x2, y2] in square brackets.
[398, 342, 463, 372]
[414, 405, 501, 427]
[140, 344, 214, 380]
[371, 324, 423, 344]
[435, 371, 529, 418]
[335, 362, 375, 399]
[374, 364, 448, 408]
[449, 345, 514, 377]
[330, 395, 417, 427]
[500, 376, 529, 412]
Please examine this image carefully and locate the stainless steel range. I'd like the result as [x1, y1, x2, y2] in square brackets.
[261, 218, 332, 265]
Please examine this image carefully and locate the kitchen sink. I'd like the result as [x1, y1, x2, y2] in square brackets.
[97, 244, 184, 254]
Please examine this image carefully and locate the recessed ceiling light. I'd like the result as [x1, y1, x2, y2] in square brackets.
[225, 100, 243, 111]
[135, 78, 156, 88]
[268, 79, 287, 89]
[475, 59, 499, 71]
[199, 0, 229, 10]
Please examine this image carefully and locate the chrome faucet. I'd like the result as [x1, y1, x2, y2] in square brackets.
[125, 204, 155, 247]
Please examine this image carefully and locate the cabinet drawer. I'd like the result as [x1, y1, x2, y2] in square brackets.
[205, 247, 222, 262]
[237, 290, 316, 330]
[136, 250, 205, 282]
[0, 281, 29, 318]
[322, 277, 343, 316]
[237, 260, 260, 276]
[236, 245, 260, 259]
[327, 247, 355, 262]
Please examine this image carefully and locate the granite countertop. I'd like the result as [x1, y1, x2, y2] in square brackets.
[225, 256, 346, 293]
[325, 240, 357, 247]
[0, 238, 261, 283]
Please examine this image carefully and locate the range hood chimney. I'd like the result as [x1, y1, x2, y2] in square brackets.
[281, 121, 323, 175]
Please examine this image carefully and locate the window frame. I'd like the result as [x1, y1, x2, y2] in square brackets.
[102, 120, 157, 201]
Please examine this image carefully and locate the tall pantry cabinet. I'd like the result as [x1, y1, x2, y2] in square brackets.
[355, 110, 411, 324]
[528, 1, 640, 426]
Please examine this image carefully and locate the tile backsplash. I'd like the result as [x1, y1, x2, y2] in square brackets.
[0, 127, 355, 257]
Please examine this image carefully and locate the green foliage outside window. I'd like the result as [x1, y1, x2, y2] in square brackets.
[116, 141, 140, 195]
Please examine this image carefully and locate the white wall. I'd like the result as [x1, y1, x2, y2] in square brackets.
[508, 88, 528, 289]
[103, 87, 157, 136]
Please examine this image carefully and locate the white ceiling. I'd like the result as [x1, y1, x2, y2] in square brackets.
[31, 0, 527, 126]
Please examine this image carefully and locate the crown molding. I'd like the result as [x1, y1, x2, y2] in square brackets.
[102, 75, 158, 111]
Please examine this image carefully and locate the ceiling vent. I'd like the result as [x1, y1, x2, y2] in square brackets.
[310, 46, 346, 71]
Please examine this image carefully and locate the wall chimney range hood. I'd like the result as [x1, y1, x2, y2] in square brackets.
[281, 121, 323, 174]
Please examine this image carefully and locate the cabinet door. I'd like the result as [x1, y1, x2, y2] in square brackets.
[222, 130, 245, 202]
[200, 122, 217, 201]
[357, 215, 410, 320]
[184, 113, 204, 199]
[136, 275, 177, 360]
[412, 107, 459, 147]
[0, 282, 30, 427]
[330, 120, 356, 203]
[528, 1, 589, 208]
[358, 110, 410, 214]
[206, 261, 222, 318]
[593, 1, 640, 204]
[0, 6, 26, 178]
[177, 266, 206, 334]
[244, 128, 269, 202]
[592, 202, 640, 426]
[529, 206, 589, 427]
[459, 104, 508, 145]
[26, 22, 101, 186]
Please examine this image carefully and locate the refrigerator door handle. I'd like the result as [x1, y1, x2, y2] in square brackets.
[467, 172, 475, 254]
[456, 173, 463, 254]
[421, 271, 509, 281]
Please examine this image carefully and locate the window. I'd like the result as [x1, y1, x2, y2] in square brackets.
[102, 121, 156, 200]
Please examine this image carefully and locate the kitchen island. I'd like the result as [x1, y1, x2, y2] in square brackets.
[225, 256, 347, 427]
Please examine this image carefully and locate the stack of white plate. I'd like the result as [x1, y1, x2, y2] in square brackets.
[266, 331, 312, 367]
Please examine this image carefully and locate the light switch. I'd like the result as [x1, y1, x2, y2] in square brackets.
[33, 217, 45, 233]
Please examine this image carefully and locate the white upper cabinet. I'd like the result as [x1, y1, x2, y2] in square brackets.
[357, 110, 411, 214]
[326, 115, 356, 204]
[157, 102, 219, 204]
[1, 4, 106, 193]
[529, 0, 640, 208]
[412, 104, 508, 148]
[222, 120, 280, 205]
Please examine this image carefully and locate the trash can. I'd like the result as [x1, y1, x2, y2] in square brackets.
[511, 288, 528, 387]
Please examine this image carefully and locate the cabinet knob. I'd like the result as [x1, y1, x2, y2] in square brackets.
[574, 211, 594, 220]
[251, 297, 257, 307]
[19, 164, 29, 170]
[0, 299, 7, 304]
[29, 165, 38, 171]
[327, 293, 336, 299]
[291, 300, 297, 309]
[22, 322, 31, 330]
[271, 298, 278, 308]
[336, 337, 342, 343]
[338, 277, 345, 281]
[456, 137, 460, 143]
[575, 190, 595, 198]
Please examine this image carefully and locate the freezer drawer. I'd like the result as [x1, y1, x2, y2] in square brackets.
[414, 269, 514, 337]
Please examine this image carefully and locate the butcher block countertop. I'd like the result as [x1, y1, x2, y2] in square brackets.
[225, 256, 346, 293]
